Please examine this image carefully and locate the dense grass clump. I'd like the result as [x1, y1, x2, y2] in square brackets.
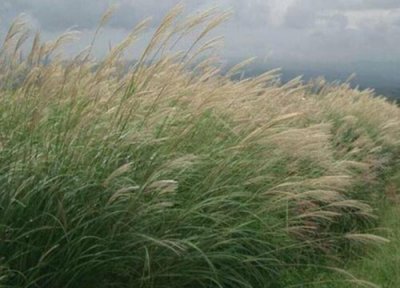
[0, 7, 399, 287]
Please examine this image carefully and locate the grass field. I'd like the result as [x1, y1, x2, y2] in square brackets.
[339, 205, 400, 288]
[321, 169, 400, 288]
[309, 200, 400, 288]
[0, 7, 399, 287]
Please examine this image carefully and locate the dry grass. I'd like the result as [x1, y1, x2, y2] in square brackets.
[0, 7, 399, 288]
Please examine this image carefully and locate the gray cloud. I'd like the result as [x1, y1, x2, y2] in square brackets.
[358, 0, 400, 9]
[0, 0, 183, 31]
[1, 0, 110, 31]
[1, 0, 400, 64]
[284, 3, 318, 29]
[288, 0, 400, 11]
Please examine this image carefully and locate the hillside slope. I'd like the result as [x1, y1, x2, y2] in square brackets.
[0, 9, 399, 287]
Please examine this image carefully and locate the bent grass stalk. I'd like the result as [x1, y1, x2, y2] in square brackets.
[0, 6, 399, 288]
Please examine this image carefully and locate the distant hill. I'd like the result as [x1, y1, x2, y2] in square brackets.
[225, 60, 400, 101]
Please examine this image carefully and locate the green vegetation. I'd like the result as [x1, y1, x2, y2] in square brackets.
[322, 205, 400, 288]
[314, 168, 400, 288]
[349, 205, 400, 288]
[0, 7, 399, 287]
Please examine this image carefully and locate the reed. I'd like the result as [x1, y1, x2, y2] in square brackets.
[0, 7, 399, 288]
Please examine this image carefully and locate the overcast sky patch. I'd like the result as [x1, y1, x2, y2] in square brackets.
[1, 0, 400, 64]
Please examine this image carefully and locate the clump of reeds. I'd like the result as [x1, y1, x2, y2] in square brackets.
[0, 5, 399, 288]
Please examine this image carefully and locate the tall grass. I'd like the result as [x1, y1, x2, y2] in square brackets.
[0, 7, 399, 287]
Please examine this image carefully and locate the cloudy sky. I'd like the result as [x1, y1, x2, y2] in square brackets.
[1, 0, 400, 81]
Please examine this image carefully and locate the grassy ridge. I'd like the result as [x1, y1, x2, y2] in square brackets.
[0, 7, 399, 287]
[315, 164, 400, 288]
[318, 205, 400, 288]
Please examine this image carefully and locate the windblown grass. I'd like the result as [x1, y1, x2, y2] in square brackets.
[316, 205, 400, 288]
[0, 6, 399, 287]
